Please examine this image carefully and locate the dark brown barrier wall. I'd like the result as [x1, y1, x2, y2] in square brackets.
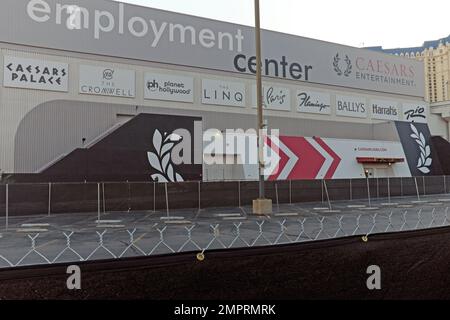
[1, 226, 450, 299]
[1, 176, 450, 216]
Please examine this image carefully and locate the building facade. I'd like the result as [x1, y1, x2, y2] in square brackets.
[0, 0, 448, 182]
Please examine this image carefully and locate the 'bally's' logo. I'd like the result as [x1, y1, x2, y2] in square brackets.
[103, 69, 114, 80]
[333, 53, 352, 77]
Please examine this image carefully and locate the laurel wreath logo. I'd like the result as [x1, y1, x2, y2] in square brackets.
[410, 124, 432, 174]
[147, 129, 184, 183]
[333, 53, 352, 77]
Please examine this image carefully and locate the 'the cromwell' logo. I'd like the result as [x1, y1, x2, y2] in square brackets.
[333, 53, 352, 77]
[103, 69, 114, 80]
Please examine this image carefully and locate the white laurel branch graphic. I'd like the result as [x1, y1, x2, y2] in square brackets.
[410, 124, 432, 174]
[147, 129, 184, 183]
[333, 54, 342, 76]
[344, 55, 352, 77]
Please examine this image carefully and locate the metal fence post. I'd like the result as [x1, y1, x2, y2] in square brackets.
[289, 179, 292, 205]
[198, 181, 201, 211]
[444, 176, 447, 194]
[423, 176, 426, 196]
[153, 181, 156, 212]
[275, 183, 279, 212]
[349, 179, 352, 201]
[97, 182, 101, 222]
[5, 184, 8, 231]
[387, 177, 391, 203]
[376, 178, 379, 199]
[102, 182, 106, 214]
[48, 182, 52, 217]
[238, 181, 241, 208]
[366, 178, 371, 207]
[165, 182, 169, 218]
[400, 177, 403, 197]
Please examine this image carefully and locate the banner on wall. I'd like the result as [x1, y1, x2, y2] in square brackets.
[202, 79, 246, 107]
[79, 65, 135, 98]
[402, 102, 428, 123]
[335, 95, 367, 118]
[145, 73, 194, 103]
[251, 85, 291, 111]
[3, 56, 68, 92]
[296, 89, 331, 115]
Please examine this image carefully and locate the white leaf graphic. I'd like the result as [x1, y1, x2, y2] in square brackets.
[410, 124, 419, 136]
[417, 157, 423, 167]
[418, 167, 430, 174]
[419, 133, 425, 146]
[151, 173, 168, 183]
[421, 153, 426, 165]
[161, 142, 174, 157]
[176, 173, 184, 182]
[425, 145, 431, 157]
[147, 152, 162, 173]
[162, 153, 170, 172]
[420, 146, 425, 156]
[167, 164, 175, 182]
[153, 130, 162, 155]
[410, 134, 418, 139]
[425, 158, 432, 166]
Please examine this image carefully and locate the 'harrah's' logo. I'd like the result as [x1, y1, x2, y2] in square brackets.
[332, 53, 352, 77]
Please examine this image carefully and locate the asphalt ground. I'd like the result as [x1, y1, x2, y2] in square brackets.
[1, 193, 450, 268]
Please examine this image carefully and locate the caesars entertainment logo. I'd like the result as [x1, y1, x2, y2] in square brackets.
[332, 52, 417, 88]
[332, 53, 352, 77]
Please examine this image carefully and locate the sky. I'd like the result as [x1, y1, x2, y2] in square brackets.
[115, 0, 450, 49]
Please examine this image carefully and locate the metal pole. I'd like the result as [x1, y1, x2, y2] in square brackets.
[275, 183, 279, 212]
[153, 181, 156, 212]
[102, 182, 106, 214]
[165, 182, 169, 218]
[48, 182, 52, 217]
[366, 178, 371, 207]
[5, 184, 8, 231]
[289, 180, 292, 204]
[387, 177, 391, 203]
[255, 0, 265, 199]
[97, 182, 101, 222]
[238, 181, 241, 208]
[349, 179, 352, 201]
[444, 175, 447, 194]
[198, 181, 201, 211]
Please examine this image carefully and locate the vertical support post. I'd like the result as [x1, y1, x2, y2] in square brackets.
[165, 182, 169, 218]
[444, 175, 447, 194]
[198, 181, 201, 211]
[153, 181, 156, 212]
[97, 182, 101, 222]
[5, 184, 8, 231]
[127, 180, 131, 212]
[289, 180, 292, 205]
[255, 0, 265, 200]
[376, 178, 379, 199]
[387, 177, 391, 204]
[102, 182, 106, 214]
[349, 179, 352, 201]
[323, 180, 332, 210]
[275, 183, 279, 212]
[238, 181, 241, 208]
[366, 178, 371, 207]
[414, 177, 420, 201]
[422, 176, 426, 196]
[48, 182, 52, 217]
[321, 180, 324, 203]
[400, 177, 403, 197]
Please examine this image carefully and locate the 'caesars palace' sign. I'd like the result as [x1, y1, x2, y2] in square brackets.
[0, 0, 424, 97]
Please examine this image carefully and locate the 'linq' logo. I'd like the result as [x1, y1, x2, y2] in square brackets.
[103, 69, 114, 80]
[333, 53, 352, 77]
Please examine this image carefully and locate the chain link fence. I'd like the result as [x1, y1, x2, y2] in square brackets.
[0, 204, 449, 268]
